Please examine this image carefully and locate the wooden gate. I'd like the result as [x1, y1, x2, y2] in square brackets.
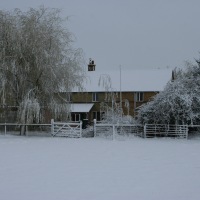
[51, 119, 82, 138]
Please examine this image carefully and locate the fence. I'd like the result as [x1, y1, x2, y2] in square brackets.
[93, 119, 143, 139]
[0, 123, 51, 136]
[93, 120, 188, 139]
[0, 120, 190, 139]
[0, 120, 82, 138]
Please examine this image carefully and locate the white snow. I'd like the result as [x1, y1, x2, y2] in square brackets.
[70, 103, 94, 112]
[0, 135, 200, 200]
[74, 68, 172, 92]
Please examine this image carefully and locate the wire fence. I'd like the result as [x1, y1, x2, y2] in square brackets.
[0, 123, 51, 137]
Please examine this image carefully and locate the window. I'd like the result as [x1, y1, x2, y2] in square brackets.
[75, 114, 80, 122]
[71, 113, 80, 122]
[92, 92, 99, 102]
[67, 94, 72, 102]
[92, 111, 101, 121]
[135, 92, 144, 102]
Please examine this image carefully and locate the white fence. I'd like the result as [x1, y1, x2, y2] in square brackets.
[0, 120, 82, 138]
[93, 120, 143, 139]
[93, 120, 188, 139]
[0, 123, 51, 136]
[0, 120, 189, 139]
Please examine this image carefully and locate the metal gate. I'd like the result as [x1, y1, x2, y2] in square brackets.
[144, 124, 188, 138]
[51, 119, 82, 138]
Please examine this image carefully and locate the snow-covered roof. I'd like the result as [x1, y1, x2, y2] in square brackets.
[73, 68, 172, 92]
[70, 103, 94, 113]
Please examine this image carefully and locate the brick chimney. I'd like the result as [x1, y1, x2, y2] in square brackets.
[88, 58, 96, 71]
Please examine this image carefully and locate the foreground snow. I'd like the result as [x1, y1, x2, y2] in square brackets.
[0, 135, 200, 200]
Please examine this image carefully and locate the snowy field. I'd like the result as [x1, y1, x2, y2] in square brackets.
[0, 135, 200, 200]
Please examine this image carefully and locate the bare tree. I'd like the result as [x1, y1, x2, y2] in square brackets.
[0, 6, 85, 132]
[98, 74, 134, 124]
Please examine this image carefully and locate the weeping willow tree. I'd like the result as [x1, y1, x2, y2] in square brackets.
[0, 6, 85, 131]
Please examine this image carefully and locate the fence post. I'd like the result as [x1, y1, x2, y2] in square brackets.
[186, 125, 188, 139]
[113, 124, 115, 140]
[80, 121, 82, 137]
[93, 119, 96, 137]
[144, 124, 146, 138]
[4, 122, 6, 135]
[51, 119, 54, 136]
[26, 125, 28, 136]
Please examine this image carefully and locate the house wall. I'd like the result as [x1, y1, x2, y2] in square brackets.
[0, 91, 159, 124]
[71, 91, 158, 122]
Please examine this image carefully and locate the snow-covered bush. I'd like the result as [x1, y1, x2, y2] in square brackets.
[100, 101, 135, 124]
[137, 61, 200, 125]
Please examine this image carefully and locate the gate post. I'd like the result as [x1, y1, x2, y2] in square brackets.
[80, 121, 82, 137]
[186, 125, 188, 139]
[51, 119, 54, 136]
[93, 119, 96, 137]
[144, 124, 147, 138]
[113, 124, 115, 140]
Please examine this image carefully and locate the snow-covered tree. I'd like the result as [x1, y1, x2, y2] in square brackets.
[98, 74, 120, 123]
[137, 61, 200, 125]
[0, 7, 85, 129]
[98, 74, 134, 124]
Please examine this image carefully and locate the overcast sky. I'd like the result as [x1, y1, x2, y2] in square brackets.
[2, 0, 200, 70]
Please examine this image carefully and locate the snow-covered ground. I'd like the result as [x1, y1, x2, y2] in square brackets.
[0, 135, 200, 200]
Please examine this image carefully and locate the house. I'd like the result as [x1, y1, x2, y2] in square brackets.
[69, 60, 172, 124]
